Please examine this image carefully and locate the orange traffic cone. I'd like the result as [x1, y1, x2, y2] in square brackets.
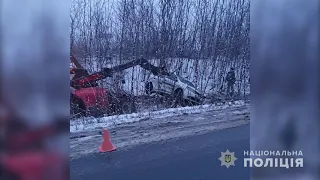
[98, 129, 116, 152]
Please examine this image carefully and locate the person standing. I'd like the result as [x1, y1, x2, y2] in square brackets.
[226, 67, 236, 97]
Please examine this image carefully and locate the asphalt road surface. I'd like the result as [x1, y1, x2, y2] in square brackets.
[70, 124, 250, 180]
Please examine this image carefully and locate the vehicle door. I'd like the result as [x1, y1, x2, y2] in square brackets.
[162, 74, 178, 94]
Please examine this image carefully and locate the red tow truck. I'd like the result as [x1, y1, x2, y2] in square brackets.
[70, 53, 168, 119]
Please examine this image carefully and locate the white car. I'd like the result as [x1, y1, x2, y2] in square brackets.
[145, 73, 204, 105]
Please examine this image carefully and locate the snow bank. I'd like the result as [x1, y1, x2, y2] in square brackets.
[70, 100, 247, 133]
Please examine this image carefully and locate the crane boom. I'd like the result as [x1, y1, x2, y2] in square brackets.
[70, 52, 83, 69]
[106, 58, 169, 76]
[70, 58, 170, 89]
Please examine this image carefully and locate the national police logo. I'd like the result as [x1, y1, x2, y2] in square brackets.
[218, 149, 237, 168]
[225, 155, 231, 163]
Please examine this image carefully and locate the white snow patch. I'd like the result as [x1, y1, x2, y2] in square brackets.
[70, 100, 246, 133]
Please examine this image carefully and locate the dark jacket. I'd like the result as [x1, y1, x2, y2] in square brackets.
[226, 71, 236, 84]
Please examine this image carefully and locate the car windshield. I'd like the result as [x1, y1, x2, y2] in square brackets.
[178, 76, 196, 88]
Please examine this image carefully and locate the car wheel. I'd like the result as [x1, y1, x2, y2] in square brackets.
[145, 82, 153, 95]
[120, 101, 136, 114]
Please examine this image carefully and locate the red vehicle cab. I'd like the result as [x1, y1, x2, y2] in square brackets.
[70, 67, 136, 119]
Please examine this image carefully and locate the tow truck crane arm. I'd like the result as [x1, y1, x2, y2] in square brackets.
[70, 52, 84, 69]
[106, 58, 169, 76]
[71, 58, 170, 89]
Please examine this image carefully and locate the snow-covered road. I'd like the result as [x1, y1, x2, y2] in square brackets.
[70, 103, 250, 159]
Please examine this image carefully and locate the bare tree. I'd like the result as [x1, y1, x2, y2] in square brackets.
[70, 0, 250, 113]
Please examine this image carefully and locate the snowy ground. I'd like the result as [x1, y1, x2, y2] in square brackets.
[70, 102, 250, 159]
[70, 100, 247, 133]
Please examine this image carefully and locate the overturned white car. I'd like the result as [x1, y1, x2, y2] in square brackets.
[145, 73, 205, 106]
